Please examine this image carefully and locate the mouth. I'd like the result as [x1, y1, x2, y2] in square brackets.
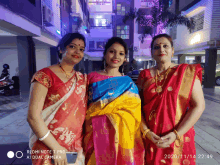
[72, 55, 80, 59]
[111, 59, 119, 63]
[158, 54, 165, 57]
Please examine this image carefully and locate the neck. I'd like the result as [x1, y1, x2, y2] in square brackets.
[104, 67, 121, 76]
[59, 61, 74, 72]
[156, 62, 172, 71]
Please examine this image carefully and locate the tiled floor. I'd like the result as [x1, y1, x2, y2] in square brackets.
[0, 87, 220, 165]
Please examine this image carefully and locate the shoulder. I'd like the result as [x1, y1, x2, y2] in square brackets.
[76, 71, 87, 81]
[31, 67, 53, 88]
[139, 69, 151, 78]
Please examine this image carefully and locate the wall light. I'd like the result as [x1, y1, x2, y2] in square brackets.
[190, 34, 201, 45]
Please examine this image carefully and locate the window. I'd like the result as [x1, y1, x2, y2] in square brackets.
[117, 4, 126, 15]
[117, 26, 129, 39]
[97, 41, 105, 49]
[170, 26, 177, 40]
[190, 11, 204, 33]
[89, 41, 95, 49]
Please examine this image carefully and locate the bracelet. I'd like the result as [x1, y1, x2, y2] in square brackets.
[173, 129, 181, 141]
[39, 130, 50, 141]
[142, 129, 150, 139]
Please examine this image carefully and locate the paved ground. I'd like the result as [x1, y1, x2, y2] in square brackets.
[0, 87, 220, 165]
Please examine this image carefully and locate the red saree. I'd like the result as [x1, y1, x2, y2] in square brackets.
[137, 64, 202, 165]
[29, 68, 87, 165]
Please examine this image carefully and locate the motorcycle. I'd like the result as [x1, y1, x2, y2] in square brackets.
[0, 64, 14, 96]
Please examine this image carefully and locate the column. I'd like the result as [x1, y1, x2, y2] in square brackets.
[50, 47, 59, 65]
[204, 48, 217, 88]
[17, 36, 36, 99]
[178, 54, 186, 64]
[85, 59, 89, 74]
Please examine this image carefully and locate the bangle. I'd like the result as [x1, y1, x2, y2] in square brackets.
[173, 129, 181, 141]
[39, 130, 50, 141]
[142, 129, 150, 138]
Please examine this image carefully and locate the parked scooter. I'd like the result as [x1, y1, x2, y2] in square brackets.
[0, 64, 14, 95]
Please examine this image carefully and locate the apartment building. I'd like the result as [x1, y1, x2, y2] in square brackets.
[168, 0, 220, 88]
[0, 0, 90, 97]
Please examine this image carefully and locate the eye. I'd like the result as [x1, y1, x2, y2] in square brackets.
[154, 46, 160, 49]
[120, 53, 125, 56]
[109, 50, 114, 53]
[163, 45, 168, 48]
[80, 49, 84, 52]
[69, 45, 75, 48]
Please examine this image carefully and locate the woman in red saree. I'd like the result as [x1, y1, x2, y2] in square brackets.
[137, 34, 205, 165]
[27, 33, 87, 165]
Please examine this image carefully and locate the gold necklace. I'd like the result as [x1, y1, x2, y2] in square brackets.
[59, 63, 74, 78]
[155, 66, 171, 94]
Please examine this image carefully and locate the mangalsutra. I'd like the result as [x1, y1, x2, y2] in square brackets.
[155, 66, 171, 94]
[59, 63, 74, 78]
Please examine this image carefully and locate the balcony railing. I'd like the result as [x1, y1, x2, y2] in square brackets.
[90, 25, 112, 29]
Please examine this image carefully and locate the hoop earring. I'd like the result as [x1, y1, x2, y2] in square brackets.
[104, 60, 106, 72]
[122, 64, 124, 76]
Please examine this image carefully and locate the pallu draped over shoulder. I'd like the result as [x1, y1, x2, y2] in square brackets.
[29, 68, 87, 165]
[84, 74, 145, 165]
[137, 64, 202, 165]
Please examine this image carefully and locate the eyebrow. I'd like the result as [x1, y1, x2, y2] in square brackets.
[110, 48, 125, 53]
[70, 43, 85, 48]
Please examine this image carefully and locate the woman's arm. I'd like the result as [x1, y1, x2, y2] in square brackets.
[175, 79, 205, 136]
[160, 79, 205, 147]
[27, 81, 67, 164]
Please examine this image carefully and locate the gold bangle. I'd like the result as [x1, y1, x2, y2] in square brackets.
[142, 129, 150, 138]
[173, 129, 181, 141]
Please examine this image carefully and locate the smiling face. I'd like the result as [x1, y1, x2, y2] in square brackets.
[61, 38, 85, 65]
[151, 37, 174, 63]
[104, 42, 126, 69]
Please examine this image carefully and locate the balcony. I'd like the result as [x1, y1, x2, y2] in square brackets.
[90, 25, 112, 29]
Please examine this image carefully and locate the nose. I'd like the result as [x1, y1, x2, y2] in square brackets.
[159, 45, 165, 52]
[113, 52, 120, 58]
[75, 47, 80, 54]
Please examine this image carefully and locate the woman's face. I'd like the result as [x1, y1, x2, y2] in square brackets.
[151, 37, 174, 63]
[104, 42, 126, 69]
[61, 38, 85, 65]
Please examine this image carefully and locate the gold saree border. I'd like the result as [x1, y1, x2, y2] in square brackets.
[173, 65, 196, 164]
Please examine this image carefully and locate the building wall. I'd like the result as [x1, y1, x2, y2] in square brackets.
[210, 0, 220, 40]
[172, 0, 212, 54]
[0, 49, 19, 78]
[0, 0, 42, 26]
[179, 0, 201, 11]
[35, 46, 51, 71]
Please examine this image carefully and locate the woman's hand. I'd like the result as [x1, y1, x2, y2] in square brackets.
[145, 131, 161, 144]
[158, 132, 177, 148]
[52, 146, 68, 165]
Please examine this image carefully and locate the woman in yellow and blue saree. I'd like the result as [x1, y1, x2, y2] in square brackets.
[83, 37, 145, 165]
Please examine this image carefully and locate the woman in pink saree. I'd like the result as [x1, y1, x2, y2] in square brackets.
[137, 34, 205, 165]
[27, 33, 87, 165]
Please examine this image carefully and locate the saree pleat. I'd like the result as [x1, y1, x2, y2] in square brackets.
[84, 76, 144, 165]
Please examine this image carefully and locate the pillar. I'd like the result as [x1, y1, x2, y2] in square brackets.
[178, 54, 186, 64]
[204, 48, 217, 88]
[17, 36, 36, 99]
[50, 47, 59, 65]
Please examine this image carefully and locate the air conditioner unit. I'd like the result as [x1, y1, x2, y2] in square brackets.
[43, 5, 54, 27]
